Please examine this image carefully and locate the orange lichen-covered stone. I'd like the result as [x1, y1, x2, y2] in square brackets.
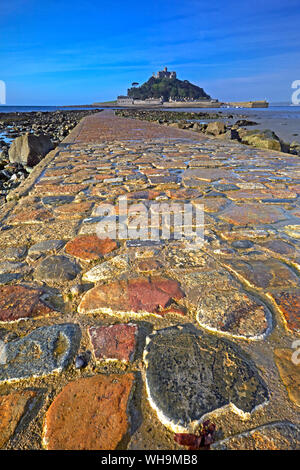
[0, 391, 36, 448]
[274, 349, 300, 406]
[78, 277, 185, 315]
[65, 234, 117, 260]
[0, 285, 54, 322]
[43, 374, 134, 450]
[268, 290, 300, 332]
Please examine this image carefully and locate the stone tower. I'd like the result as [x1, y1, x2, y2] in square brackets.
[153, 67, 176, 79]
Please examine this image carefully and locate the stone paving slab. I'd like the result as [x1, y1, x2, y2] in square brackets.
[43, 373, 134, 450]
[0, 390, 37, 447]
[144, 324, 269, 432]
[211, 422, 300, 450]
[0, 324, 81, 383]
[0, 110, 299, 449]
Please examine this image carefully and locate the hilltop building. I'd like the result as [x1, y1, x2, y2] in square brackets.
[115, 68, 220, 107]
[152, 67, 176, 79]
[117, 96, 163, 106]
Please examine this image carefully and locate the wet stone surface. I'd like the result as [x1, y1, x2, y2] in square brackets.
[0, 110, 299, 449]
[183, 269, 271, 339]
[79, 277, 185, 316]
[0, 246, 27, 261]
[0, 324, 80, 383]
[268, 290, 300, 332]
[82, 254, 129, 282]
[0, 273, 23, 284]
[144, 324, 269, 432]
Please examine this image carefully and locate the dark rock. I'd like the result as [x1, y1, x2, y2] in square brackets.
[0, 260, 29, 275]
[28, 239, 65, 258]
[213, 183, 239, 191]
[9, 133, 54, 167]
[232, 240, 254, 249]
[229, 128, 241, 140]
[235, 119, 258, 127]
[34, 255, 80, 281]
[205, 121, 226, 136]
[144, 324, 269, 430]
[0, 273, 23, 284]
[41, 195, 74, 206]
[1, 246, 27, 261]
[75, 351, 91, 369]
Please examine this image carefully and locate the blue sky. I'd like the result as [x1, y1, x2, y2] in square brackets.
[1, 0, 300, 104]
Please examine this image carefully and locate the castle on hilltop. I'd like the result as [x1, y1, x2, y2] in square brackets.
[115, 67, 219, 106]
[152, 67, 176, 79]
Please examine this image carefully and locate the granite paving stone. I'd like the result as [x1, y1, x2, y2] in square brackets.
[0, 246, 27, 261]
[0, 324, 81, 383]
[34, 255, 80, 281]
[219, 203, 286, 225]
[224, 259, 300, 290]
[0, 261, 30, 275]
[82, 254, 129, 282]
[28, 239, 65, 257]
[0, 273, 23, 284]
[267, 290, 300, 332]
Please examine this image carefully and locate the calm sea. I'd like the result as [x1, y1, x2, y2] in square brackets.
[163, 105, 300, 120]
[0, 104, 300, 119]
[0, 105, 100, 113]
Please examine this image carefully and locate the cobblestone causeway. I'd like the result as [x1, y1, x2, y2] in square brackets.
[0, 110, 299, 450]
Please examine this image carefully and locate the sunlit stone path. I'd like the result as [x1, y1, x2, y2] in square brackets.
[0, 110, 299, 450]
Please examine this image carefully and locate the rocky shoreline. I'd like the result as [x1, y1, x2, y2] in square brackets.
[0, 109, 102, 205]
[115, 109, 300, 156]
